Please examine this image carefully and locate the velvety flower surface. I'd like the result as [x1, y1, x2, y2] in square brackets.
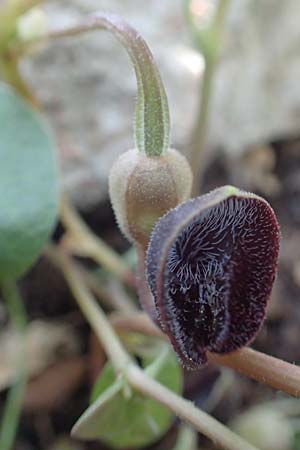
[146, 186, 280, 368]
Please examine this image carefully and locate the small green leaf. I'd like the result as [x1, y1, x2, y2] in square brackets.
[0, 83, 59, 281]
[90, 363, 123, 403]
[72, 344, 183, 449]
[292, 431, 300, 450]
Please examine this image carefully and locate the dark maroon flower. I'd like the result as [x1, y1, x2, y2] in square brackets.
[146, 186, 280, 369]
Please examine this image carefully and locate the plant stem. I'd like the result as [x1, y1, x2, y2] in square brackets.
[136, 245, 157, 320]
[0, 0, 42, 52]
[111, 310, 164, 337]
[60, 195, 135, 287]
[78, 265, 136, 313]
[127, 364, 258, 450]
[45, 243, 132, 374]
[209, 349, 300, 397]
[46, 243, 259, 450]
[173, 424, 197, 450]
[111, 311, 300, 398]
[0, 54, 38, 106]
[0, 280, 28, 450]
[46, 12, 170, 156]
[188, 0, 230, 194]
[190, 53, 215, 195]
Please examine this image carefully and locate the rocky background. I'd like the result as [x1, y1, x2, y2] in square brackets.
[21, 0, 300, 207]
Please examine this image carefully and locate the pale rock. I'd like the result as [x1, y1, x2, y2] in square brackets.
[20, 0, 300, 206]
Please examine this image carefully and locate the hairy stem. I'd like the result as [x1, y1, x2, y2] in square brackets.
[190, 53, 215, 195]
[0, 54, 38, 106]
[0, 0, 42, 52]
[209, 349, 300, 397]
[2, 11, 170, 154]
[112, 311, 300, 397]
[136, 245, 157, 320]
[46, 12, 170, 156]
[187, 0, 230, 194]
[127, 364, 258, 450]
[45, 243, 132, 373]
[78, 264, 136, 313]
[60, 195, 135, 286]
[0, 281, 28, 450]
[46, 243, 258, 450]
[173, 424, 197, 450]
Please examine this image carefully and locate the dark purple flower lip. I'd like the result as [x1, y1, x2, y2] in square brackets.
[146, 186, 280, 369]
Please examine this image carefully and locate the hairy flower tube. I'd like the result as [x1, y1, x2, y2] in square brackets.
[146, 186, 280, 369]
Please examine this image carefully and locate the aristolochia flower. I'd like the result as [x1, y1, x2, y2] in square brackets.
[146, 186, 280, 368]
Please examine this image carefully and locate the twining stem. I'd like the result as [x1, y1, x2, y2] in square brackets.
[60, 195, 135, 287]
[209, 350, 300, 397]
[127, 364, 258, 450]
[190, 52, 215, 195]
[0, 280, 28, 450]
[45, 243, 132, 374]
[173, 424, 197, 450]
[45, 12, 170, 156]
[2, 11, 170, 156]
[136, 245, 157, 320]
[187, 0, 231, 194]
[78, 264, 136, 313]
[111, 311, 300, 398]
[46, 243, 259, 450]
[0, 55, 38, 106]
[0, 0, 42, 52]
[111, 311, 163, 336]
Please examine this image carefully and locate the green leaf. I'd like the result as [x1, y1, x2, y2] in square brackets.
[72, 344, 183, 449]
[293, 431, 300, 450]
[0, 83, 59, 281]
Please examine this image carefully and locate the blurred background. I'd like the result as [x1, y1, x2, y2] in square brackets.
[1, 0, 300, 449]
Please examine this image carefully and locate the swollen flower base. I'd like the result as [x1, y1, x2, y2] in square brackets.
[109, 148, 193, 248]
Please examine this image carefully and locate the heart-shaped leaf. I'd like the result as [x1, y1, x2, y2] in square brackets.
[0, 84, 59, 281]
[72, 343, 183, 449]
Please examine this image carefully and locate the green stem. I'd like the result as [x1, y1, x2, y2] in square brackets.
[46, 243, 260, 450]
[0, 55, 38, 106]
[46, 13, 170, 156]
[173, 424, 198, 450]
[187, 0, 230, 194]
[45, 243, 132, 374]
[78, 265, 136, 313]
[112, 311, 300, 398]
[0, 280, 28, 450]
[190, 54, 215, 195]
[60, 195, 135, 287]
[0, 0, 42, 53]
[127, 363, 258, 450]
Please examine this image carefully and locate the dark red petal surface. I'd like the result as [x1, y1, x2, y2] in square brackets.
[146, 187, 280, 369]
